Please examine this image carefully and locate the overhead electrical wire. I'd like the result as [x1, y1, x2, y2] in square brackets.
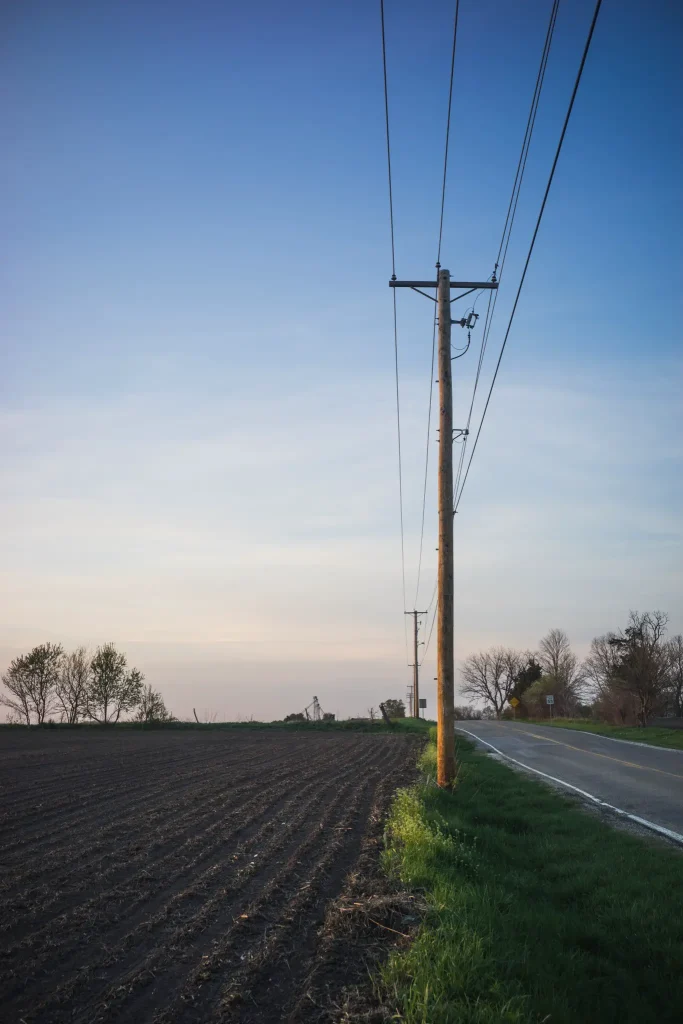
[380, 0, 396, 277]
[424, 0, 599, 668]
[436, 0, 461, 265]
[455, 0, 604, 510]
[421, 593, 438, 665]
[380, 0, 409, 661]
[413, 311, 438, 608]
[414, 0, 460, 610]
[453, 0, 560, 504]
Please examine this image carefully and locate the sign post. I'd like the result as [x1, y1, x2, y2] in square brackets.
[546, 694, 555, 720]
[509, 696, 520, 720]
[418, 698, 427, 719]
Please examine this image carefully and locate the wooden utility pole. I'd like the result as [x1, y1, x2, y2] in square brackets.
[406, 610, 427, 719]
[436, 268, 455, 784]
[389, 272, 498, 786]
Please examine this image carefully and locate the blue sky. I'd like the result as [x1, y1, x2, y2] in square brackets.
[2, 0, 681, 720]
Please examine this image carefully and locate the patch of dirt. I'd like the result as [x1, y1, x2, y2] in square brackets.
[0, 728, 423, 1023]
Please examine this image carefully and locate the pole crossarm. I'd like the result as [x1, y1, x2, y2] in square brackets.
[390, 280, 498, 290]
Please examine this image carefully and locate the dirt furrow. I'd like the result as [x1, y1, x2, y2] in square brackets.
[72, 767, 378, 1024]
[0, 754, 320, 913]
[16, 761, 366, 1023]
[0, 747, 282, 849]
[0, 741, 383, 1009]
[0, 730, 421, 1024]
[0, 735, 375, 930]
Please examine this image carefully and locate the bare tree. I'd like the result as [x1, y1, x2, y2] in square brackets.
[133, 684, 174, 723]
[584, 633, 631, 722]
[538, 629, 586, 714]
[461, 647, 523, 718]
[610, 611, 669, 726]
[665, 634, 683, 718]
[0, 643, 63, 724]
[55, 647, 90, 723]
[586, 612, 670, 726]
[367, 707, 377, 721]
[453, 705, 482, 721]
[86, 643, 144, 724]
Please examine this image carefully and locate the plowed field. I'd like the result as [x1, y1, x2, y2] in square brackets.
[0, 728, 419, 1023]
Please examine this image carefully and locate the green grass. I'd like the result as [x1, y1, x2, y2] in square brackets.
[526, 717, 683, 751]
[380, 728, 683, 1023]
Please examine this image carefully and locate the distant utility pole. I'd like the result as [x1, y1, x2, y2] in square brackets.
[390, 269, 498, 786]
[406, 610, 428, 719]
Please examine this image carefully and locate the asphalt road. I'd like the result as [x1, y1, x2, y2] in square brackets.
[456, 720, 683, 840]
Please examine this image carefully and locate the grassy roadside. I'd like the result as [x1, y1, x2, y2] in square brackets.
[525, 717, 683, 751]
[379, 729, 683, 1023]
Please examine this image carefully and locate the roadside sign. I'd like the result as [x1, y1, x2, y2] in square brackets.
[546, 695, 555, 705]
[509, 697, 520, 708]
[418, 698, 427, 708]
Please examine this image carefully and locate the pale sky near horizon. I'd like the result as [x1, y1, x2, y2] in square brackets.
[2, 0, 682, 721]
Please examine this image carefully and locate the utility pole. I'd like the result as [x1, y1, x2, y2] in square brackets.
[436, 268, 455, 780]
[406, 610, 427, 719]
[390, 270, 498, 786]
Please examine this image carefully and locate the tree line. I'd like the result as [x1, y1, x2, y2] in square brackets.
[0, 642, 174, 725]
[460, 611, 683, 726]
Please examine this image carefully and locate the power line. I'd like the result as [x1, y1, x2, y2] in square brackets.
[413, 309, 437, 608]
[453, 0, 560, 503]
[415, 0, 461, 607]
[455, 0, 604, 510]
[421, 594, 438, 666]
[391, 288, 408, 647]
[380, 0, 396, 277]
[380, 0, 408, 661]
[495, 0, 561, 272]
[436, 0, 461, 265]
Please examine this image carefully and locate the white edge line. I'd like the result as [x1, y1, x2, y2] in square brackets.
[456, 727, 683, 847]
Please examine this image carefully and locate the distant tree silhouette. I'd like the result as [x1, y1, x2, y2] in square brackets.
[0, 643, 63, 724]
[382, 698, 405, 718]
[86, 643, 144, 724]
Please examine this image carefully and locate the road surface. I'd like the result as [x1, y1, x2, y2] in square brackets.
[456, 720, 683, 840]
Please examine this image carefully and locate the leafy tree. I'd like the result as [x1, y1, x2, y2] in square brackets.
[55, 647, 90, 723]
[521, 675, 560, 718]
[382, 698, 405, 718]
[86, 643, 144, 724]
[0, 643, 63, 724]
[133, 684, 174, 723]
[509, 656, 542, 703]
[1, 659, 32, 724]
[284, 712, 306, 722]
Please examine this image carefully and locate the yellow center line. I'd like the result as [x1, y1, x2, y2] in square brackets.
[510, 728, 683, 781]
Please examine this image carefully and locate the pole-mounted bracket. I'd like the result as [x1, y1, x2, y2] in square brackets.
[453, 428, 469, 441]
[452, 312, 479, 329]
